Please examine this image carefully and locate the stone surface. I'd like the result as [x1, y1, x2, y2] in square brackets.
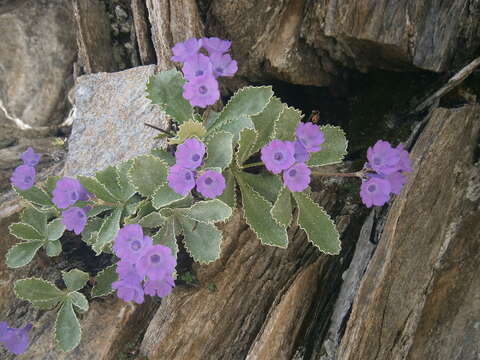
[0, 0, 75, 128]
[139, 184, 366, 360]
[73, 0, 117, 74]
[146, 0, 204, 69]
[337, 105, 480, 360]
[65, 65, 168, 176]
[205, 0, 480, 87]
[132, 0, 156, 65]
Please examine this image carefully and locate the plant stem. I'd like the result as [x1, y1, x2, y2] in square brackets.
[144, 122, 174, 136]
[241, 161, 264, 169]
[311, 170, 363, 178]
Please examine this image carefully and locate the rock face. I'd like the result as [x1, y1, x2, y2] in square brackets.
[65, 65, 168, 176]
[205, 0, 480, 86]
[336, 105, 480, 360]
[0, 0, 75, 128]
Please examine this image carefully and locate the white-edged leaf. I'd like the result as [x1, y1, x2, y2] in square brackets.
[178, 216, 222, 264]
[55, 298, 81, 352]
[6, 241, 44, 268]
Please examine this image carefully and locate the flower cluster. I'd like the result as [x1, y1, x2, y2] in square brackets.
[10, 147, 41, 191]
[52, 177, 92, 235]
[261, 123, 325, 192]
[167, 138, 226, 198]
[112, 224, 176, 304]
[171, 37, 238, 107]
[360, 140, 412, 207]
[0, 322, 31, 355]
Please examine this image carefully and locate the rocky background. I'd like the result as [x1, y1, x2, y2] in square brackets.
[0, 0, 479, 359]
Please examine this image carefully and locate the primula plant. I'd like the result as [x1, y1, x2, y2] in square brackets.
[2, 37, 412, 355]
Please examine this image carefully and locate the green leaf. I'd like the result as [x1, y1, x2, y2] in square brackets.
[78, 176, 118, 203]
[139, 212, 166, 228]
[146, 69, 193, 124]
[69, 291, 89, 312]
[205, 110, 220, 130]
[238, 180, 288, 248]
[178, 217, 222, 264]
[152, 184, 186, 209]
[218, 169, 236, 208]
[46, 240, 62, 257]
[273, 106, 302, 141]
[21, 207, 47, 235]
[237, 171, 282, 204]
[6, 241, 44, 268]
[271, 187, 293, 227]
[250, 97, 286, 154]
[31, 298, 61, 310]
[55, 298, 81, 352]
[96, 166, 122, 199]
[116, 160, 137, 201]
[307, 125, 348, 167]
[81, 217, 104, 245]
[92, 208, 122, 255]
[236, 128, 258, 167]
[152, 217, 178, 257]
[9, 222, 45, 241]
[47, 218, 65, 241]
[204, 131, 234, 169]
[14, 278, 64, 303]
[168, 120, 206, 144]
[14, 186, 54, 207]
[91, 264, 118, 298]
[62, 269, 89, 292]
[151, 148, 175, 166]
[292, 192, 341, 254]
[87, 205, 114, 218]
[45, 175, 60, 195]
[128, 155, 168, 197]
[179, 199, 232, 224]
[208, 86, 274, 140]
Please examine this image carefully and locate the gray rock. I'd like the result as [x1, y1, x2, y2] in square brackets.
[65, 65, 168, 177]
[0, 0, 75, 128]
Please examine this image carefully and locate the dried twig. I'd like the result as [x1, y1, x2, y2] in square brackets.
[413, 56, 480, 113]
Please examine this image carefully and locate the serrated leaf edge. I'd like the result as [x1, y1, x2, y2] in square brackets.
[12, 186, 54, 208]
[204, 130, 234, 169]
[8, 222, 45, 241]
[236, 128, 259, 168]
[6, 240, 44, 268]
[13, 277, 64, 302]
[237, 179, 288, 249]
[272, 105, 304, 141]
[270, 186, 292, 227]
[91, 264, 118, 298]
[293, 193, 341, 255]
[177, 199, 233, 225]
[92, 209, 121, 255]
[54, 298, 82, 352]
[310, 125, 349, 167]
[127, 154, 169, 197]
[179, 219, 222, 265]
[78, 175, 118, 203]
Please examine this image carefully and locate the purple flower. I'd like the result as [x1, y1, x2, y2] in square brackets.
[201, 37, 231, 54]
[295, 123, 325, 153]
[136, 245, 176, 281]
[293, 140, 310, 163]
[112, 273, 145, 304]
[144, 276, 175, 298]
[116, 260, 138, 279]
[52, 177, 91, 209]
[196, 170, 226, 199]
[359, 177, 391, 208]
[209, 52, 238, 78]
[283, 163, 311, 192]
[261, 140, 296, 174]
[367, 140, 401, 175]
[384, 172, 407, 195]
[182, 53, 213, 81]
[62, 206, 89, 235]
[10, 165, 36, 190]
[396, 144, 413, 173]
[167, 165, 196, 196]
[0, 322, 32, 355]
[171, 37, 202, 62]
[21, 147, 41, 167]
[113, 224, 153, 263]
[175, 138, 206, 169]
[182, 74, 220, 108]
